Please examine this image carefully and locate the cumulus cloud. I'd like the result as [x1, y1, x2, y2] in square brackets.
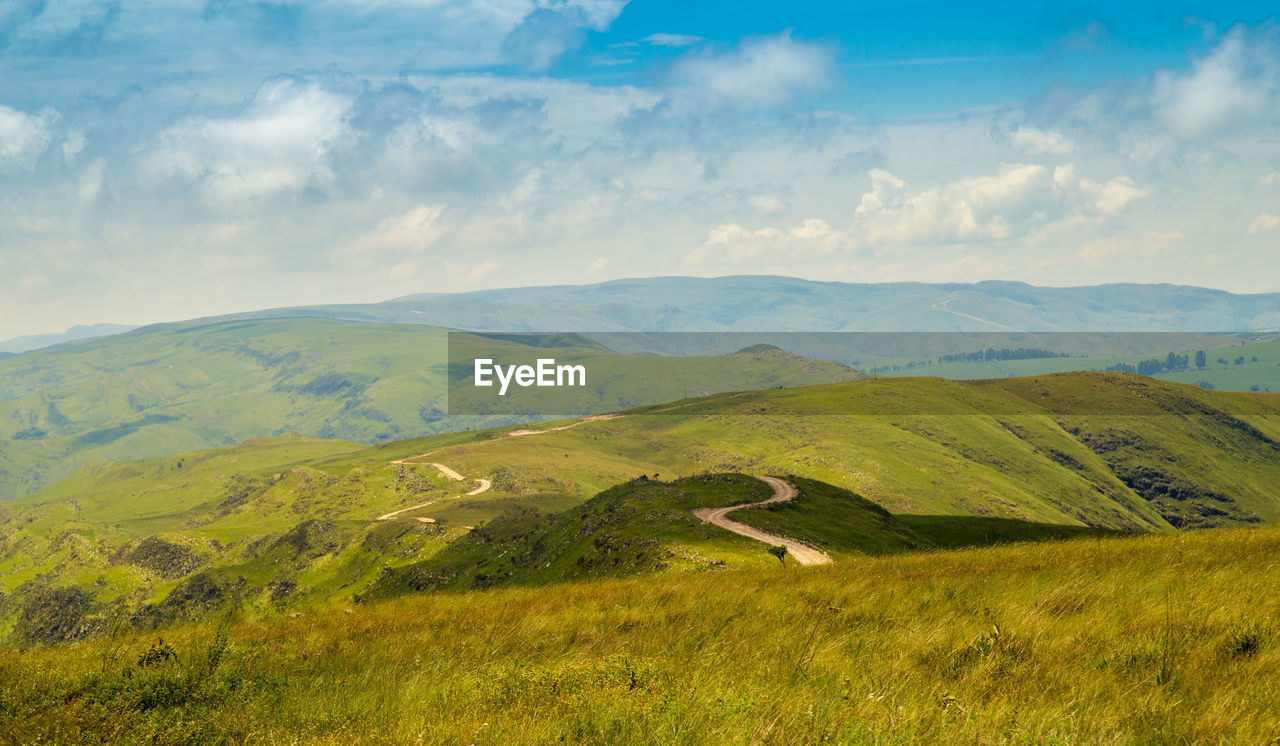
[0, 105, 56, 166]
[1151, 26, 1278, 139]
[1248, 214, 1280, 234]
[687, 218, 851, 266]
[148, 78, 353, 203]
[850, 163, 1149, 247]
[1031, 24, 1280, 150]
[1052, 164, 1149, 215]
[666, 31, 833, 110]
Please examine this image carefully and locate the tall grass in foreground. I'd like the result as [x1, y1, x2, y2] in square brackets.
[3, 527, 1280, 744]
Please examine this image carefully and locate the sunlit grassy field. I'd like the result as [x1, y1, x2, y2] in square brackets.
[5, 525, 1279, 744]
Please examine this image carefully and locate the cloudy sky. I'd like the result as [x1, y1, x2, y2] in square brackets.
[2, 1, 1279, 338]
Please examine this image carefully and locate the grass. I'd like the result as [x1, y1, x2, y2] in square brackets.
[4, 525, 1280, 743]
[731, 476, 930, 557]
[898, 515, 1117, 549]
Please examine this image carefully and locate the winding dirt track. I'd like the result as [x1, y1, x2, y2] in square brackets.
[380, 416, 832, 568]
[377, 414, 622, 522]
[377, 463, 492, 521]
[692, 476, 832, 566]
[930, 291, 1013, 330]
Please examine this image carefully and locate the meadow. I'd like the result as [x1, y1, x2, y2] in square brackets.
[3, 525, 1279, 743]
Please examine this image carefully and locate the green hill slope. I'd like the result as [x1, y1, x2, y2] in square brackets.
[362, 474, 942, 600]
[0, 319, 860, 499]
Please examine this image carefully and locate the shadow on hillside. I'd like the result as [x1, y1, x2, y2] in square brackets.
[898, 514, 1126, 550]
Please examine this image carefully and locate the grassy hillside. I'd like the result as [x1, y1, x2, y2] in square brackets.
[384, 372, 1280, 530]
[3, 372, 1279, 646]
[4, 525, 1280, 743]
[362, 474, 954, 601]
[0, 319, 860, 499]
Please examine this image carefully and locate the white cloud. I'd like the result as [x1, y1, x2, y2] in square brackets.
[61, 129, 86, 162]
[1052, 164, 1150, 215]
[851, 163, 1149, 247]
[855, 164, 1047, 245]
[0, 105, 56, 166]
[853, 169, 904, 217]
[687, 218, 850, 266]
[1011, 126, 1074, 155]
[645, 32, 701, 47]
[1262, 173, 1280, 185]
[1248, 214, 1280, 234]
[1151, 27, 1278, 139]
[1025, 25, 1280, 157]
[149, 78, 353, 203]
[666, 31, 833, 110]
[500, 0, 629, 70]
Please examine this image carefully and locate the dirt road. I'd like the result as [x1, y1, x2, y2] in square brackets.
[930, 291, 1012, 330]
[380, 412, 622, 521]
[506, 413, 620, 437]
[377, 462, 492, 521]
[692, 476, 832, 566]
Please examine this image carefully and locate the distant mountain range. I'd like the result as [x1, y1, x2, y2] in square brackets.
[0, 324, 136, 355]
[6, 278, 1279, 357]
[222, 276, 1280, 333]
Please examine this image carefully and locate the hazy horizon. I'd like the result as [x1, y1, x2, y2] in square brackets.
[7, 273, 1280, 343]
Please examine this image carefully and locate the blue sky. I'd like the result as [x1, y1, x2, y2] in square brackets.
[2, 1, 1279, 337]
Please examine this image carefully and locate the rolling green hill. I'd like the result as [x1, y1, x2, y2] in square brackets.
[3, 371, 1279, 645]
[362, 473, 1112, 602]
[0, 319, 860, 500]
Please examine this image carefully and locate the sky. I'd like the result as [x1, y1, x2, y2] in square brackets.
[2, 0, 1279, 339]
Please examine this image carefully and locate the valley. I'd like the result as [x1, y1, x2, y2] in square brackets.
[3, 371, 1278, 644]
